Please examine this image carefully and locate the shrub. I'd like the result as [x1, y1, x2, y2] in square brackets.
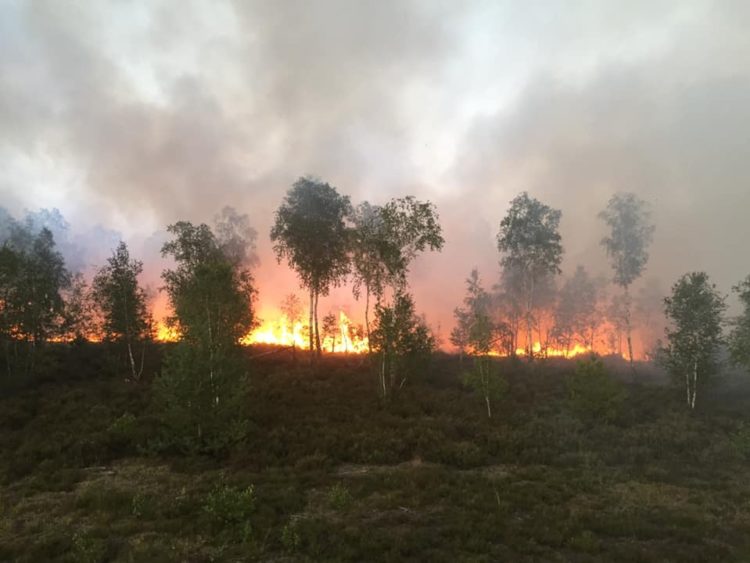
[566, 355, 626, 423]
[152, 343, 250, 454]
[325, 483, 352, 510]
[203, 482, 256, 541]
[281, 518, 302, 552]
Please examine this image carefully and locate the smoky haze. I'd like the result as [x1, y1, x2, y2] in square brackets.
[1, 1, 748, 347]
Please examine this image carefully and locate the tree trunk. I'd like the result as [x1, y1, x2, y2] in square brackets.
[624, 285, 634, 367]
[365, 287, 372, 354]
[127, 338, 137, 381]
[526, 275, 535, 361]
[314, 291, 321, 357]
[485, 395, 492, 418]
[691, 358, 698, 410]
[308, 289, 314, 359]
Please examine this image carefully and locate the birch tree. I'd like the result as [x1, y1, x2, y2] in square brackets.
[370, 291, 434, 401]
[457, 269, 507, 418]
[497, 192, 563, 360]
[350, 197, 444, 350]
[271, 177, 351, 357]
[157, 221, 256, 451]
[599, 193, 654, 365]
[92, 242, 150, 380]
[663, 272, 725, 410]
[0, 225, 70, 375]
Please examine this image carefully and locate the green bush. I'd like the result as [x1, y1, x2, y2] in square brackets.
[325, 483, 352, 510]
[281, 518, 302, 552]
[152, 343, 250, 454]
[566, 356, 626, 423]
[203, 482, 256, 541]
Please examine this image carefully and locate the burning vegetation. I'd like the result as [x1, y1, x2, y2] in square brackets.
[0, 179, 749, 415]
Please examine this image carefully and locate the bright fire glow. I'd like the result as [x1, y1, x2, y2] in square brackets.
[155, 322, 179, 343]
[513, 342, 596, 358]
[242, 310, 369, 353]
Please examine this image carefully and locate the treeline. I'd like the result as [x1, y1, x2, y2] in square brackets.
[450, 191, 750, 412]
[1, 179, 749, 427]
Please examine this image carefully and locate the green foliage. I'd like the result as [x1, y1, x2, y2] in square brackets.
[351, 197, 443, 350]
[106, 412, 137, 448]
[153, 343, 249, 453]
[91, 242, 150, 380]
[567, 356, 626, 423]
[161, 222, 256, 345]
[377, 196, 444, 289]
[271, 177, 351, 355]
[455, 269, 508, 417]
[71, 531, 107, 563]
[662, 272, 726, 409]
[497, 192, 563, 359]
[729, 275, 750, 372]
[462, 357, 508, 418]
[497, 192, 563, 280]
[281, 518, 302, 552]
[157, 221, 256, 451]
[370, 291, 434, 400]
[0, 225, 70, 376]
[325, 483, 352, 510]
[203, 482, 256, 543]
[203, 482, 256, 526]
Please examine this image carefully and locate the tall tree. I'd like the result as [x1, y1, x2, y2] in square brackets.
[497, 192, 563, 360]
[350, 197, 444, 349]
[92, 242, 151, 381]
[663, 272, 725, 410]
[157, 221, 256, 451]
[0, 226, 70, 375]
[599, 193, 655, 365]
[729, 275, 750, 373]
[271, 177, 351, 357]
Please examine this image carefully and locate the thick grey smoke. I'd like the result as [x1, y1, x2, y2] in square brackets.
[1, 0, 748, 340]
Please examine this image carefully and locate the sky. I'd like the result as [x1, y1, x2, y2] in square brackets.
[0, 0, 748, 344]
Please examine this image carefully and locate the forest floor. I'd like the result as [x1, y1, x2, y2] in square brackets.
[1, 346, 750, 562]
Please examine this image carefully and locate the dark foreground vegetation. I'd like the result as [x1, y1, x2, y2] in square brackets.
[2, 346, 750, 562]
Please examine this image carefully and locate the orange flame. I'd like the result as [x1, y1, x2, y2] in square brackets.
[242, 310, 369, 353]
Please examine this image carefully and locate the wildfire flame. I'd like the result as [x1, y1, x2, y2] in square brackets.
[241, 310, 369, 353]
[512, 342, 596, 359]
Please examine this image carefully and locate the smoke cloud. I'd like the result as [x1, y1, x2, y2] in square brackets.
[1, 0, 748, 344]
